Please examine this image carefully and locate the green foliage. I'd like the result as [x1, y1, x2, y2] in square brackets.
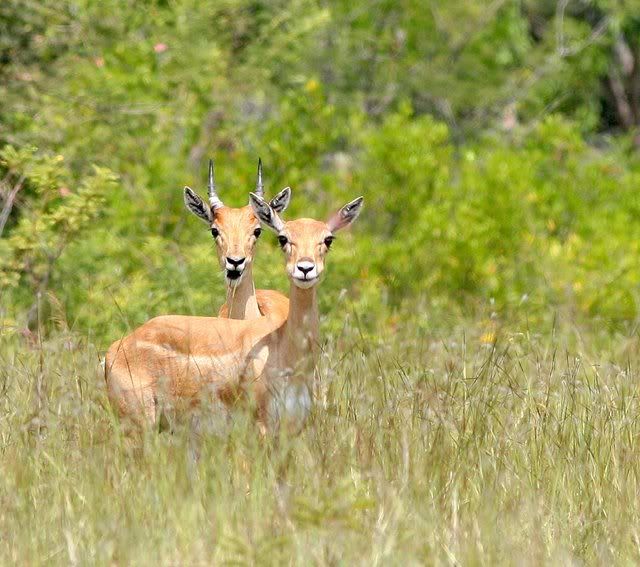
[0, 146, 116, 328]
[345, 111, 640, 324]
[1, 0, 640, 339]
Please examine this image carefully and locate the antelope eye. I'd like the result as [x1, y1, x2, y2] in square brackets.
[211, 227, 220, 238]
[324, 236, 335, 248]
[277, 235, 288, 248]
[253, 228, 262, 238]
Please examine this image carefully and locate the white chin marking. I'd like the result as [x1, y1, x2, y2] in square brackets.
[292, 277, 318, 289]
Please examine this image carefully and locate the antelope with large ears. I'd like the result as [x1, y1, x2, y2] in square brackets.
[105, 195, 364, 434]
[250, 192, 364, 289]
[183, 158, 291, 320]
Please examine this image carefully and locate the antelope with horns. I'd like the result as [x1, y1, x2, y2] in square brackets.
[183, 158, 291, 320]
[105, 194, 364, 433]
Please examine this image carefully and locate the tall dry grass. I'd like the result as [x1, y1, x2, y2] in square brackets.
[1, 311, 640, 565]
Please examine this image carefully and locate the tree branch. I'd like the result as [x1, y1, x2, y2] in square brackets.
[0, 175, 24, 237]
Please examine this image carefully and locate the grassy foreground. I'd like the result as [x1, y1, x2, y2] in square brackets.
[1, 311, 640, 565]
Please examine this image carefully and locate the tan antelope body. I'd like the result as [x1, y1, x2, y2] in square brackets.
[183, 159, 291, 321]
[105, 195, 363, 433]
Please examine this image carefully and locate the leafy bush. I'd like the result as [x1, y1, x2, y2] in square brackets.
[0, 146, 116, 331]
[2, 0, 640, 343]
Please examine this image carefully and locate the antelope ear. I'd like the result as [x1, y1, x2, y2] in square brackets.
[184, 187, 213, 223]
[249, 192, 284, 233]
[269, 187, 291, 214]
[327, 196, 364, 232]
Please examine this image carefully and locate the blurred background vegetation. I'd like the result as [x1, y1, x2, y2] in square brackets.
[2, 0, 640, 344]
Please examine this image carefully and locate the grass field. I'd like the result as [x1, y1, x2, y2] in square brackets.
[2, 307, 640, 565]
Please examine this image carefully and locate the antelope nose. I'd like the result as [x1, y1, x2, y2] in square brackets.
[296, 261, 315, 276]
[226, 256, 246, 268]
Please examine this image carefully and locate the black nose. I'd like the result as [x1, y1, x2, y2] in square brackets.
[297, 264, 313, 275]
[226, 257, 245, 267]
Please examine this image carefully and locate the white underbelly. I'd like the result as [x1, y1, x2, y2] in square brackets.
[267, 381, 312, 432]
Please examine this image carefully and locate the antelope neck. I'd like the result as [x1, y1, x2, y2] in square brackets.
[283, 282, 319, 354]
[225, 263, 261, 319]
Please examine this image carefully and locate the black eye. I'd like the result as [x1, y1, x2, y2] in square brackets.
[211, 227, 219, 238]
[253, 228, 262, 238]
[278, 235, 288, 248]
[324, 236, 335, 249]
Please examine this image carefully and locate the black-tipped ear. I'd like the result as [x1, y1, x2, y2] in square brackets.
[249, 192, 284, 233]
[184, 186, 213, 223]
[327, 196, 364, 232]
[269, 187, 291, 214]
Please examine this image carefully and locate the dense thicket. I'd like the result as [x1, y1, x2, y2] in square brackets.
[1, 0, 640, 343]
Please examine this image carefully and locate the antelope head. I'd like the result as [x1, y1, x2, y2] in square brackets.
[249, 193, 364, 289]
[184, 158, 291, 285]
